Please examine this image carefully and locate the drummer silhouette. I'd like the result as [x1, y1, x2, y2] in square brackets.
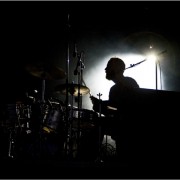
[90, 57, 139, 164]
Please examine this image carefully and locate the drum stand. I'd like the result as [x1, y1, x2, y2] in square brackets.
[8, 126, 16, 159]
[7, 102, 24, 159]
[73, 50, 85, 159]
[6, 104, 17, 159]
[35, 78, 49, 160]
[95, 93, 104, 164]
[62, 13, 70, 159]
[62, 12, 86, 159]
[63, 13, 77, 160]
[7, 94, 33, 160]
[64, 84, 78, 160]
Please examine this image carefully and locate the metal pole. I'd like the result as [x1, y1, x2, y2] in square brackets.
[156, 60, 158, 90]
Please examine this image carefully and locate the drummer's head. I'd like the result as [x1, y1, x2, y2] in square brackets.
[105, 57, 125, 80]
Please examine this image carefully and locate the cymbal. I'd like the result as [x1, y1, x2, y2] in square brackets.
[26, 62, 66, 80]
[55, 83, 90, 96]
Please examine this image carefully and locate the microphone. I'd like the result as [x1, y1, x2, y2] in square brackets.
[80, 51, 85, 69]
[73, 43, 77, 58]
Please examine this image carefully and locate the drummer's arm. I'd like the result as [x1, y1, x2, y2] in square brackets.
[90, 96, 110, 115]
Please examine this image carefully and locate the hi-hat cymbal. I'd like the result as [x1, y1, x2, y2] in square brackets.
[26, 62, 66, 80]
[55, 83, 90, 96]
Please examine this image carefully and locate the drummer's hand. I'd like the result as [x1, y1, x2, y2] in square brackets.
[90, 95, 100, 112]
[90, 95, 98, 104]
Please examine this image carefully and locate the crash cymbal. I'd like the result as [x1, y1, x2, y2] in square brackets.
[55, 83, 90, 96]
[25, 62, 66, 80]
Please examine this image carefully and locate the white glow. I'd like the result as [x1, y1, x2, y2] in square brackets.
[84, 55, 115, 100]
[124, 53, 157, 89]
[146, 54, 157, 63]
[83, 53, 162, 109]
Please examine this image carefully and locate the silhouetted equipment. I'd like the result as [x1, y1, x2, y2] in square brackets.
[101, 88, 180, 168]
[55, 83, 90, 96]
[70, 107, 98, 129]
[25, 62, 66, 80]
[42, 98, 65, 134]
[1, 87, 180, 170]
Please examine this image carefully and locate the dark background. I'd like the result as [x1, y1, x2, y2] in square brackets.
[0, 1, 180, 104]
[1, 1, 180, 98]
[0, 1, 180, 178]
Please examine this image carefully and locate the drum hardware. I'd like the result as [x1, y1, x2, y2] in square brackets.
[42, 98, 65, 134]
[25, 61, 66, 108]
[54, 83, 90, 97]
[5, 103, 32, 132]
[66, 86, 76, 159]
[70, 108, 97, 130]
[25, 61, 67, 152]
[70, 47, 87, 158]
[16, 103, 32, 130]
[107, 106, 117, 111]
[50, 14, 90, 159]
[22, 21, 72, 158]
[5, 101, 33, 159]
[21, 14, 101, 160]
[25, 62, 66, 80]
[8, 127, 16, 159]
[101, 137, 117, 161]
[95, 92, 104, 163]
[61, 14, 98, 160]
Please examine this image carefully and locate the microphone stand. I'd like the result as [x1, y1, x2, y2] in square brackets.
[74, 51, 85, 156]
[64, 13, 71, 159]
[126, 50, 166, 90]
[125, 59, 147, 70]
[126, 58, 159, 90]
[156, 60, 158, 90]
[155, 50, 166, 90]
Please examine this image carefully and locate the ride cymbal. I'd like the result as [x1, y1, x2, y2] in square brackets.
[55, 83, 90, 96]
[25, 62, 66, 80]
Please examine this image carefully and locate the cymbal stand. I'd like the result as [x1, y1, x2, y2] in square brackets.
[41, 79, 46, 104]
[38, 77, 47, 159]
[74, 50, 85, 154]
[95, 92, 103, 164]
[8, 125, 16, 159]
[64, 13, 71, 159]
[66, 82, 77, 159]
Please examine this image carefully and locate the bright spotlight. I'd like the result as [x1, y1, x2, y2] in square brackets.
[146, 54, 157, 63]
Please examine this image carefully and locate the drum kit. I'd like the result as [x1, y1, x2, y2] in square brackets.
[0, 14, 114, 163]
[1, 61, 99, 161]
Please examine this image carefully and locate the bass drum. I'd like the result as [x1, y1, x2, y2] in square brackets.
[43, 98, 65, 134]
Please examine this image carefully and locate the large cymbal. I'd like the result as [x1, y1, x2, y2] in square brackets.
[55, 83, 90, 96]
[26, 62, 66, 80]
